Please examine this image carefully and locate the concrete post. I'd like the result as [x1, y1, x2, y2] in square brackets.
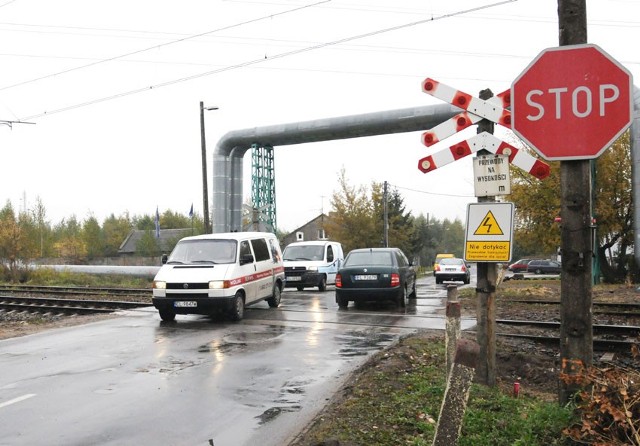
[432, 339, 480, 446]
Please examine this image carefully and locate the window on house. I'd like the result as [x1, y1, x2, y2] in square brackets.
[317, 229, 326, 240]
[296, 232, 304, 241]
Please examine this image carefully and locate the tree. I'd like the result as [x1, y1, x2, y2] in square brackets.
[136, 230, 161, 257]
[102, 213, 133, 257]
[82, 215, 105, 260]
[0, 202, 22, 278]
[325, 169, 377, 253]
[509, 131, 634, 283]
[52, 216, 87, 261]
[593, 132, 634, 282]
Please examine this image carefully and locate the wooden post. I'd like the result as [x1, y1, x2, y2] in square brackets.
[475, 89, 497, 387]
[557, 0, 593, 404]
[445, 284, 461, 377]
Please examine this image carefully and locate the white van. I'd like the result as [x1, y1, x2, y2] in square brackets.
[152, 232, 285, 322]
[283, 241, 344, 291]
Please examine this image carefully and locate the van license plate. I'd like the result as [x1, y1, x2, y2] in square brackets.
[287, 276, 301, 281]
[354, 275, 377, 281]
[175, 301, 197, 308]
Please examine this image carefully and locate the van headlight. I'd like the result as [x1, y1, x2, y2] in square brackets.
[153, 281, 167, 289]
[209, 281, 226, 289]
[307, 266, 318, 271]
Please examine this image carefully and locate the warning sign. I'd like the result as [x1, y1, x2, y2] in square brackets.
[465, 202, 514, 262]
[473, 211, 504, 236]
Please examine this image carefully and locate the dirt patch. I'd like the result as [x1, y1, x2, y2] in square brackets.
[0, 312, 116, 341]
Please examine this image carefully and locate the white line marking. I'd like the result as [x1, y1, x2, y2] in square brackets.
[0, 394, 36, 409]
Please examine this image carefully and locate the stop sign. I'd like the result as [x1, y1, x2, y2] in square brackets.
[511, 44, 633, 161]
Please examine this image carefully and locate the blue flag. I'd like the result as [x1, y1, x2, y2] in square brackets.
[155, 207, 160, 238]
[189, 203, 193, 218]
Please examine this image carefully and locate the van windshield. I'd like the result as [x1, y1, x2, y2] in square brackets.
[283, 245, 324, 261]
[167, 239, 237, 264]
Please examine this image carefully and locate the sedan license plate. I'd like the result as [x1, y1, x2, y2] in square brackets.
[174, 301, 197, 308]
[354, 274, 377, 281]
[287, 276, 302, 281]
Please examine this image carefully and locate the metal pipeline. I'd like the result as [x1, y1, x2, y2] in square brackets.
[211, 103, 460, 233]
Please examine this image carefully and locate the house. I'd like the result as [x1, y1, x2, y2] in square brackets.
[282, 214, 331, 247]
[118, 228, 193, 257]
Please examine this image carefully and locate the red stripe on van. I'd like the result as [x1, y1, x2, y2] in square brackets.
[227, 268, 283, 287]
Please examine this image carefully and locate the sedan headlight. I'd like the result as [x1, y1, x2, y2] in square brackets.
[153, 281, 166, 290]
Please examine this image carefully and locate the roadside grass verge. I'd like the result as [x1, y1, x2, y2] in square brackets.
[292, 335, 575, 446]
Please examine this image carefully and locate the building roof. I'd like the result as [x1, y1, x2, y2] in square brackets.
[118, 228, 193, 254]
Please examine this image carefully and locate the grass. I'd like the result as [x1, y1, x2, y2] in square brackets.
[7, 267, 153, 289]
[293, 336, 575, 446]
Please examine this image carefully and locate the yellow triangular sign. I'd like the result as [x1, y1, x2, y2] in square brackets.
[473, 211, 504, 235]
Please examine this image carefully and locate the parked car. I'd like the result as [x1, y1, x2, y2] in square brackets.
[335, 247, 417, 309]
[434, 257, 471, 284]
[526, 259, 561, 274]
[507, 258, 534, 272]
[152, 232, 285, 322]
[432, 253, 455, 275]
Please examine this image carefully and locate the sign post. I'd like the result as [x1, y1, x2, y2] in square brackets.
[511, 4, 633, 403]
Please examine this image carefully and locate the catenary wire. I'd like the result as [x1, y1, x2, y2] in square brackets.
[19, 0, 516, 121]
[0, 0, 331, 92]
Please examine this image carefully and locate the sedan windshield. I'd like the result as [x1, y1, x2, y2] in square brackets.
[168, 239, 237, 264]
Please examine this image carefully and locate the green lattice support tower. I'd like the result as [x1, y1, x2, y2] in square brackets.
[250, 144, 277, 232]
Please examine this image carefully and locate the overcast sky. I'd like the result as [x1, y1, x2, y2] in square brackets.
[0, 0, 637, 233]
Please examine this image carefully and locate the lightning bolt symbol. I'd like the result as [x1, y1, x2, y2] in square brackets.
[482, 216, 492, 233]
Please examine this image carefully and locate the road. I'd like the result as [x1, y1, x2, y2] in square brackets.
[0, 275, 476, 446]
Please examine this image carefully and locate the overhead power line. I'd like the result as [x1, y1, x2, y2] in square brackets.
[0, 0, 331, 93]
[20, 0, 517, 121]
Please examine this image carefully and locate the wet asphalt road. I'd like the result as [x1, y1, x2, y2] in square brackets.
[0, 275, 476, 446]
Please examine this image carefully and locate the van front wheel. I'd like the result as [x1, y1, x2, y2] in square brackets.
[229, 292, 245, 321]
[159, 309, 176, 322]
[267, 285, 281, 308]
[318, 276, 327, 292]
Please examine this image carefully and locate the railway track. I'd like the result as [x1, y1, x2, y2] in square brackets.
[492, 319, 640, 352]
[0, 296, 151, 315]
[509, 299, 640, 317]
[0, 284, 150, 300]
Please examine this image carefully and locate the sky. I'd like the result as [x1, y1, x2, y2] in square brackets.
[0, 0, 638, 234]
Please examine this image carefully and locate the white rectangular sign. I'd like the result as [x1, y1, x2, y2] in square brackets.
[473, 154, 510, 197]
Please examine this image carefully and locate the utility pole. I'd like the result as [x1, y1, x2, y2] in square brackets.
[475, 88, 497, 387]
[200, 102, 219, 233]
[383, 180, 389, 247]
[557, 0, 593, 404]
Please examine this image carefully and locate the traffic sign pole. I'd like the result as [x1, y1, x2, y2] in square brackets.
[474, 88, 498, 387]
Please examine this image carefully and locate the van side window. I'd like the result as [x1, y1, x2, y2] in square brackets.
[327, 245, 334, 262]
[269, 239, 281, 263]
[251, 238, 270, 262]
[239, 240, 252, 260]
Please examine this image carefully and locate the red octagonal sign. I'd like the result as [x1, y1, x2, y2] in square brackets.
[511, 44, 633, 161]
